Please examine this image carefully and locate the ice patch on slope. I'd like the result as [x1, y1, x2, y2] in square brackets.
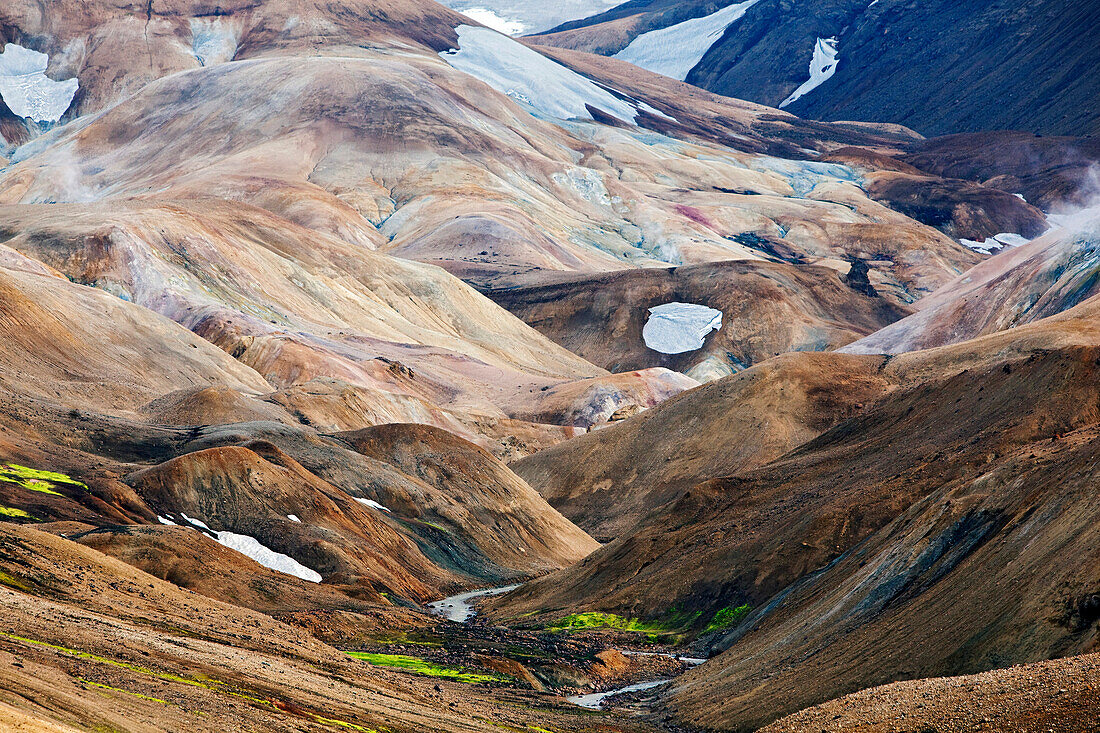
[959, 232, 1031, 254]
[614, 0, 762, 81]
[356, 497, 391, 513]
[441, 25, 672, 124]
[214, 531, 322, 582]
[642, 302, 723, 354]
[190, 18, 239, 66]
[779, 37, 839, 109]
[178, 512, 321, 582]
[0, 44, 79, 122]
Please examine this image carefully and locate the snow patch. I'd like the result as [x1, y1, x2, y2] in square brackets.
[0, 44, 79, 122]
[779, 37, 839, 109]
[355, 497, 391, 513]
[189, 18, 238, 66]
[176, 512, 320, 582]
[642, 302, 723, 354]
[180, 512, 210, 530]
[441, 26, 670, 124]
[439, 1, 621, 35]
[287, 514, 301, 523]
[614, 0, 762, 81]
[459, 8, 527, 35]
[959, 232, 1031, 254]
[157, 515, 177, 526]
[213, 531, 322, 583]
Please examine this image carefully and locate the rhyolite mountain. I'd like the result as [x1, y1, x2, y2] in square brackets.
[533, 0, 1100, 137]
[0, 0, 1097, 731]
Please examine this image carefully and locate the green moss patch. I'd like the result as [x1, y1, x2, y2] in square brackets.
[0, 463, 87, 496]
[704, 604, 751, 633]
[81, 678, 171, 705]
[0, 506, 36, 520]
[546, 610, 696, 642]
[345, 652, 506, 684]
[0, 570, 30, 592]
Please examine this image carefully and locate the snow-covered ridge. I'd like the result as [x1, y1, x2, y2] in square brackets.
[643, 302, 723, 354]
[441, 25, 671, 124]
[779, 37, 839, 109]
[0, 43, 79, 122]
[613, 0, 762, 81]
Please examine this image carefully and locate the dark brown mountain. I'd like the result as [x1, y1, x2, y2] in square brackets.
[534, 0, 1100, 137]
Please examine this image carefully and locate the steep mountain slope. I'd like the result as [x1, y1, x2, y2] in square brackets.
[511, 352, 891, 540]
[0, 0, 1014, 447]
[760, 653, 1100, 733]
[0, 524, 646, 733]
[534, 0, 1100, 136]
[843, 210, 1100, 354]
[0, 226, 599, 602]
[0, 0, 1095, 730]
[492, 297, 1100, 728]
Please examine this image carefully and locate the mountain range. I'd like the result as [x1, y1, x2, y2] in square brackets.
[0, 0, 1096, 731]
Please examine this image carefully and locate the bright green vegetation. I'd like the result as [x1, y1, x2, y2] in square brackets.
[81, 678, 171, 705]
[345, 652, 506, 684]
[545, 605, 711, 642]
[704, 604, 752, 633]
[0, 463, 87, 496]
[0, 570, 30, 591]
[0, 505, 35, 520]
[547, 612, 681, 642]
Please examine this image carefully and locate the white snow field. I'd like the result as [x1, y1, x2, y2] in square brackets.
[0, 43, 79, 122]
[642, 302, 723, 354]
[779, 36, 839, 109]
[614, 0, 762, 81]
[178, 512, 322, 582]
[441, 25, 668, 123]
[440, 1, 621, 35]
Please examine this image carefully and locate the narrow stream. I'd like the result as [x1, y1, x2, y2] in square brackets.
[567, 679, 671, 709]
[427, 583, 521, 622]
